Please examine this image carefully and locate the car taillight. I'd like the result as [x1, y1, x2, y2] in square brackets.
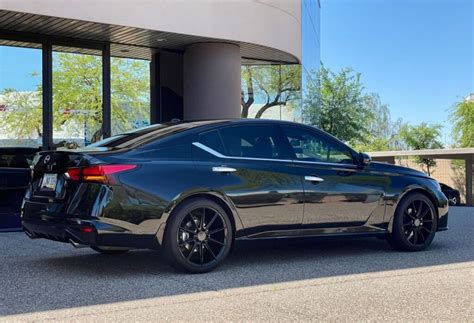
[65, 164, 136, 184]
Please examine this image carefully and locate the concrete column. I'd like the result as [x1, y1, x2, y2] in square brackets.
[466, 155, 473, 206]
[183, 43, 241, 120]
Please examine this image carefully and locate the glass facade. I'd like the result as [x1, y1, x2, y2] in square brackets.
[0, 43, 42, 147]
[301, 0, 321, 124]
[52, 47, 103, 148]
[241, 0, 320, 123]
[111, 57, 150, 135]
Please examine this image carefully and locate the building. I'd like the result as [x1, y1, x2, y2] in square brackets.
[0, 0, 321, 149]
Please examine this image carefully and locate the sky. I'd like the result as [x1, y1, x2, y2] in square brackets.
[320, 0, 473, 145]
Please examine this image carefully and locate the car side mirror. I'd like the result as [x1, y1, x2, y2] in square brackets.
[359, 152, 372, 166]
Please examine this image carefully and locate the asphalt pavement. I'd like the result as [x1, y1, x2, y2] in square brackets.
[0, 207, 472, 321]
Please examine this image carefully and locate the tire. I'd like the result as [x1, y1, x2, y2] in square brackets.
[163, 198, 233, 273]
[388, 193, 437, 251]
[91, 246, 129, 255]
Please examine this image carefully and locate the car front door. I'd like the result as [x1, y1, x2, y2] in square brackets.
[279, 125, 386, 229]
[193, 124, 304, 238]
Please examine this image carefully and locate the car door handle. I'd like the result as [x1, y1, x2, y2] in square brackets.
[304, 176, 324, 183]
[212, 166, 237, 173]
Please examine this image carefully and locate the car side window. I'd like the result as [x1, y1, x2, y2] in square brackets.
[198, 130, 226, 154]
[281, 126, 355, 164]
[202, 125, 288, 160]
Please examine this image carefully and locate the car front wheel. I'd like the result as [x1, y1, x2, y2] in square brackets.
[389, 193, 437, 251]
[163, 198, 233, 273]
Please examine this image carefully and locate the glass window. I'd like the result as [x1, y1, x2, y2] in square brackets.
[218, 125, 288, 160]
[198, 130, 225, 154]
[0, 42, 42, 148]
[111, 56, 150, 135]
[0, 148, 37, 168]
[52, 46, 103, 148]
[282, 126, 354, 164]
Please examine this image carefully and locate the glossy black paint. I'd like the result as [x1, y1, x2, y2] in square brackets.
[21, 119, 448, 250]
[0, 147, 39, 230]
[440, 183, 461, 206]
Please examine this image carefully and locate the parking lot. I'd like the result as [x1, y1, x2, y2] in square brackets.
[0, 207, 472, 321]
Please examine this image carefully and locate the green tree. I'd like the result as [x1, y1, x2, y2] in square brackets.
[303, 66, 373, 143]
[0, 89, 42, 140]
[0, 52, 149, 146]
[450, 100, 474, 148]
[352, 93, 404, 152]
[399, 123, 444, 176]
[241, 64, 301, 118]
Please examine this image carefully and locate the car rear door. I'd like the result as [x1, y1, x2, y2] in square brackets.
[279, 125, 386, 229]
[192, 123, 304, 238]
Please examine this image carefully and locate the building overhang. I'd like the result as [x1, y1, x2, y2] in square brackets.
[0, 10, 299, 64]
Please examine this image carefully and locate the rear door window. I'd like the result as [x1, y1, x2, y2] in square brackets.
[216, 124, 290, 160]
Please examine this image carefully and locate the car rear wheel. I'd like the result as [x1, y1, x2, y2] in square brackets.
[388, 193, 437, 251]
[163, 198, 233, 273]
[90, 246, 129, 255]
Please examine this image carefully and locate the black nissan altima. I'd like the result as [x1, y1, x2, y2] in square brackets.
[22, 119, 448, 273]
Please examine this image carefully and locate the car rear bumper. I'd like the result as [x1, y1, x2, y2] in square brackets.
[22, 215, 158, 249]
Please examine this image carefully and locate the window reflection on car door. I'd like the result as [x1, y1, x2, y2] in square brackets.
[279, 125, 386, 229]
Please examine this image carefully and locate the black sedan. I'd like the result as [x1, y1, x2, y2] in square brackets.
[0, 147, 38, 231]
[22, 119, 449, 273]
[440, 183, 461, 206]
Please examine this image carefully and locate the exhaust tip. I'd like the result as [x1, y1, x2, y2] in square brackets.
[69, 238, 88, 249]
[24, 229, 37, 239]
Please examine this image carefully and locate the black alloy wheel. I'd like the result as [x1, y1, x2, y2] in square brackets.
[389, 193, 437, 251]
[163, 198, 233, 273]
[447, 194, 458, 206]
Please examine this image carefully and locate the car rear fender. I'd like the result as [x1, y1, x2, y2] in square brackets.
[155, 190, 246, 245]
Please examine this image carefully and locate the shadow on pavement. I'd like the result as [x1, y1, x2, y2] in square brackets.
[0, 207, 472, 316]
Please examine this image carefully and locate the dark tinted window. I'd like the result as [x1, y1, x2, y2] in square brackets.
[218, 125, 288, 160]
[88, 121, 222, 149]
[0, 151, 36, 168]
[198, 130, 225, 154]
[281, 126, 355, 164]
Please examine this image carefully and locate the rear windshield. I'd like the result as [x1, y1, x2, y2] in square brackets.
[0, 150, 37, 168]
[88, 121, 223, 149]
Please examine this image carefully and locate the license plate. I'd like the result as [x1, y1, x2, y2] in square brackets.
[40, 174, 57, 191]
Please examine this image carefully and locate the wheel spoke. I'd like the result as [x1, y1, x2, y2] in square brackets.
[416, 200, 423, 217]
[179, 238, 194, 246]
[421, 226, 431, 234]
[413, 229, 418, 244]
[417, 228, 425, 242]
[199, 242, 204, 265]
[187, 242, 197, 260]
[403, 220, 412, 227]
[209, 228, 224, 235]
[179, 227, 196, 235]
[200, 208, 206, 230]
[205, 213, 218, 230]
[209, 237, 225, 246]
[419, 207, 430, 219]
[204, 241, 217, 260]
[406, 229, 414, 241]
[188, 214, 199, 230]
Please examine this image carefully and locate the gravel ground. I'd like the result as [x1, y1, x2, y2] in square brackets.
[0, 207, 472, 321]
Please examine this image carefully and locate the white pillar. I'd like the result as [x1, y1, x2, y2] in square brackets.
[183, 43, 241, 120]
